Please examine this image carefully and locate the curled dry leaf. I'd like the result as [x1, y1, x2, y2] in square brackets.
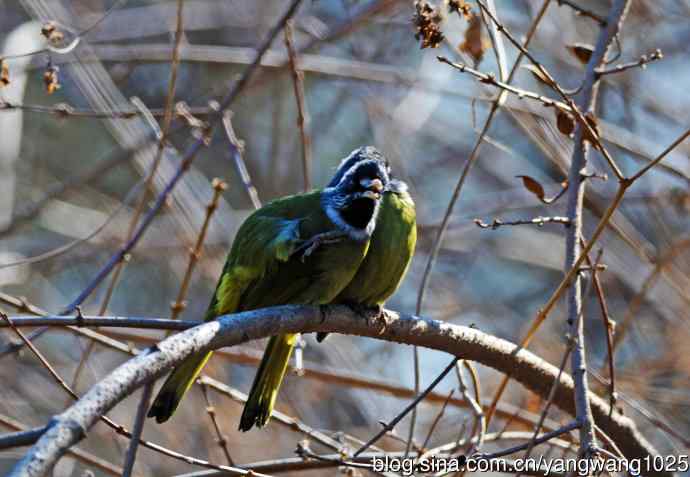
[517, 176, 569, 204]
[521, 64, 552, 87]
[41, 21, 64, 45]
[556, 108, 575, 136]
[568, 43, 594, 65]
[516, 175, 546, 202]
[0, 59, 9, 87]
[43, 65, 61, 95]
[412, 1, 445, 49]
[459, 13, 487, 66]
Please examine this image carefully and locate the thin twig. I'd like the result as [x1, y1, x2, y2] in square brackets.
[222, 111, 262, 209]
[169, 178, 227, 321]
[354, 358, 458, 458]
[421, 389, 455, 452]
[582, 244, 617, 415]
[199, 380, 235, 465]
[596, 49, 663, 77]
[198, 376, 346, 452]
[284, 20, 312, 192]
[122, 381, 154, 477]
[516, 343, 575, 477]
[556, 0, 606, 24]
[474, 216, 571, 229]
[476, 421, 580, 460]
[96, 0, 187, 317]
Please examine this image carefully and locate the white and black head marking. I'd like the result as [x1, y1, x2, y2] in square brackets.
[323, 146, 390, 241]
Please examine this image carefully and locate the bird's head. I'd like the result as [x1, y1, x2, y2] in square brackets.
[323, 147, 390, 241]
[328, 146, 391, 189]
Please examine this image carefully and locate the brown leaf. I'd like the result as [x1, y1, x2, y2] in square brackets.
[0, 59, 9, 87]
[521, 64, 551, 87]
[459, 14, 487, 66]
[556, 109, 575, 136]
[568, 43, 594, 65]
[516, 175, 546, 202]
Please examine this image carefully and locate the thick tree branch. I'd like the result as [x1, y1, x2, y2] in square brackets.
[9, 306, 665, 477]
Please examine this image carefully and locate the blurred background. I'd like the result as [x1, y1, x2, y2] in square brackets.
[0, 0, 688, 475]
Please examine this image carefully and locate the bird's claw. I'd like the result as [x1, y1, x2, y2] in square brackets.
[294, 231, 346, 262]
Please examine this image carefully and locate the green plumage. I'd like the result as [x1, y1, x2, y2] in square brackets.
[147, 190, 371, 428]
[335, 186, 417, 306]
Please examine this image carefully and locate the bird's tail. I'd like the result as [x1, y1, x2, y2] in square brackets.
[239, 333, 296, 431]
[147, 350, 213, 423]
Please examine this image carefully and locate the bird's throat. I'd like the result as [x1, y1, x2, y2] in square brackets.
[341, 197, 376, 230]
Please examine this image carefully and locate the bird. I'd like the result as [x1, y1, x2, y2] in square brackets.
[316, 147, 417, 342]
[147, 151, 390, 432]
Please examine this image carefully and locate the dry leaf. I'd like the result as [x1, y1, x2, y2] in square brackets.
[568, 43, 594, 65]
[459, 14, 487, 65]
[412, 1, 445, 49]
[521, 64, 551, 87]
[0, 59, 9, 87]
[516, 175, 546, 202]
[43, 65, 60, 95]
[556, 109, 575, 136]
[448, 0, 472, 19]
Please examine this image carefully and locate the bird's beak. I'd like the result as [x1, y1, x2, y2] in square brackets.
[360, 178, 384, 199]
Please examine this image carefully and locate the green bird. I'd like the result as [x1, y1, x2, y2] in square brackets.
[317, 149, 416, 343]
[147, 153, 390, 431]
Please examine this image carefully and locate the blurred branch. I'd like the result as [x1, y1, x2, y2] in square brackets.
[555, 0, 606, 24]
[8, 305, 666, 476]
[0, 0, 127, 61]
[612, 233, 690, 352]
[0, 143, 136, 237]
[0, 177, 144, 270]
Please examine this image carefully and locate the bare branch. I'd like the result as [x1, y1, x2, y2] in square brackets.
[7, 305, 666, 476]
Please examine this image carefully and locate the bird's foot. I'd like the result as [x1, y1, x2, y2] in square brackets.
[293, 231, 345, 262]
[346, 302, 385, 327]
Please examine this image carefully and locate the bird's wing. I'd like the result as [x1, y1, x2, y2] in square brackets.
[210, 213, 304, 317]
